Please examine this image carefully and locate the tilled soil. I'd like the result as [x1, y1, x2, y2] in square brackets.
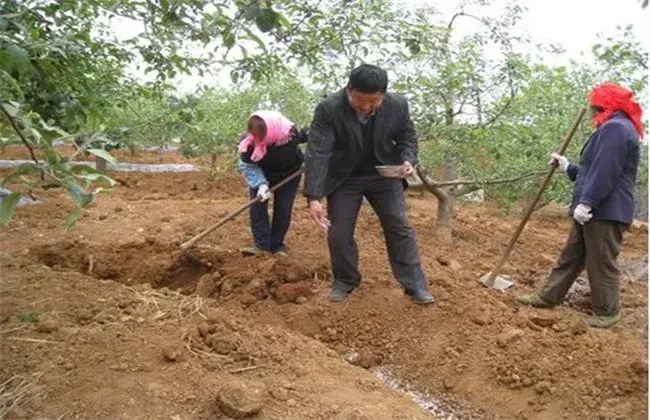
[0, 147, 647, 419]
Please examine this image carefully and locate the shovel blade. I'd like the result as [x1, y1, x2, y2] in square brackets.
[479, 272, 515, 292]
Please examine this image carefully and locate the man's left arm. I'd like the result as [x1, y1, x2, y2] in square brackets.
[579, 122, 628, 209]
[393, 99, 418, 166]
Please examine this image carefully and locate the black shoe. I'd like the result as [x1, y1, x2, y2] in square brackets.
[405, 289, 435, 305]
[329, 289, 350, 303]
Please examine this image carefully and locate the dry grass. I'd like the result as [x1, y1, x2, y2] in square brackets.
[0, 373, 42, 418]
[126, 286, 207, 323]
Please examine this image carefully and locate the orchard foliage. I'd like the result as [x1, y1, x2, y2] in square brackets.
[0, 0, 647, 229]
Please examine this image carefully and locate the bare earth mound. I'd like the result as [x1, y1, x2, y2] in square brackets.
[0, 147, 647, 419]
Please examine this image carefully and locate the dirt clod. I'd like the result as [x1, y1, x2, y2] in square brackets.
[36, 316, 59, 333]
[217, 380, 266, 419]
[162, 344, 184, 362]
[469, 310, 491, 326]
[195, 273, 217, 297]
[569, 316, 588, 335]
[529, 313, 557, 328]
[274, 282, 312, 304]
[497, 328, 524, 348]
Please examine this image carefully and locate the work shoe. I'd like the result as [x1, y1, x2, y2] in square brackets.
[405, 289, 435, 305]
[329, 289, 350, 303]
[515, 293, 556, 308]
[241, 246, 266, 256]
[587, 313, 621, 329]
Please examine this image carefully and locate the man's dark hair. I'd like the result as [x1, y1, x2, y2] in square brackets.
[347, 64, 388, 93]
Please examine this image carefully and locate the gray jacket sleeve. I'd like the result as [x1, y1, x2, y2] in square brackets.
[304, 102, 336, 200]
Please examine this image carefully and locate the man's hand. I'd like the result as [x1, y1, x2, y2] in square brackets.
[549, 152, 569, 172]
[573, 204, 592, 225]
[309, 199, 331, 232]
[257, 184, 271, 202]
[400, 161, 415, 179]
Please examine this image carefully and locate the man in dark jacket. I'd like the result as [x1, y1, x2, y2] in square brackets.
[517, 82, 644, 328]
[303, 64, 434, 305]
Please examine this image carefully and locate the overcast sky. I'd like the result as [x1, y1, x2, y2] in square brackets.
[116, 0, 649, 95]
[406, 0, 649, 65]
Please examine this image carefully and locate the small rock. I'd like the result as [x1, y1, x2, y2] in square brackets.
[295, 296, 308, 304]
[470, 311, 490, 326]
[286, 398, 296, 407]
[552, 321, 569, 332]
[436, 256, 450, 266]
[239, 294, 257, 307]
[534, 381, 552, 395]
[137, 228, 145, 233]
[110, 363, 129, 371]
[217, 380, 266, 419]
[445, 346, 460, 358]
[529, 314, 557, 328]
[348, 350, 382, 369]
[449, 260, 462, 272]
[64, 362, 75, 371]
[497, 328, 524, 348]
[98, 214, 108, 221]
[270, 387, 288, 401]
[162, 344, 184, 362]
[114, 206, 124, 213]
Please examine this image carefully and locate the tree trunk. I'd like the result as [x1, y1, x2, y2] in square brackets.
[436, 189, 455, 244]
[95, 156, 108, 172]
[209, 154, 218, 181]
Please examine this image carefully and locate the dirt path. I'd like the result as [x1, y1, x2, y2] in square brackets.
[0, 148, 647, 419]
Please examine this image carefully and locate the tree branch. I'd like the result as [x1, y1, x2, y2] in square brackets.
[415, 165, 447, 201]
[0, 102, 41, 168]
[414, 169, 547, 188]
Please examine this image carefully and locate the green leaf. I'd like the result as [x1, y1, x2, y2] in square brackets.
[223, 32, 235, 48]
[66, 183, 93, 207]
[63, 208, 84, 231]
[4, 44, 31, 74]
[0, 192, 21, 226]
[86, 148, 117, 165]
[256, 9, 280, 32]
[76, 172, 116, 186]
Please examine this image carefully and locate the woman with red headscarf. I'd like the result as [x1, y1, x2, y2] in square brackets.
[517, 82, 644, 329]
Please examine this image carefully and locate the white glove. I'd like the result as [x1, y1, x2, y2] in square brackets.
[573, 204, 592, 225]
[549, 152, 569, 172]
[257, 184, 271, 202]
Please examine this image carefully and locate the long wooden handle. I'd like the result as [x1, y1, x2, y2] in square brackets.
[483, 107, 586, 288]
[180, 167, 304, 251]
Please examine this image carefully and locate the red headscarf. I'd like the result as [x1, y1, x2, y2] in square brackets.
[589, 82, 644, 138]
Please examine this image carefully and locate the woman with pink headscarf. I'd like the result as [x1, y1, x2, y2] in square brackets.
[237, 110, 308, 256]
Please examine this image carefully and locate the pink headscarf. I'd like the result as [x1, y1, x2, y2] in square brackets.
[237, 110, 294, 161]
